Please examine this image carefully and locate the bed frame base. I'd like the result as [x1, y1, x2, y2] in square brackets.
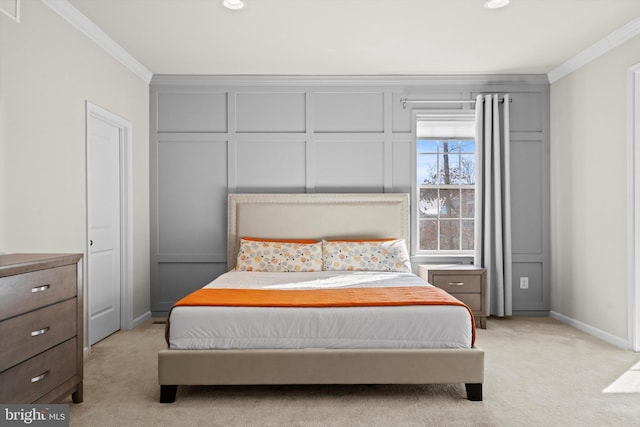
[465, 383, 483, 401]
[160, 384, 482, 403]
[160, 385, 178, 403]
[160, 382, 482, 404]
[158, 347, 484, 402]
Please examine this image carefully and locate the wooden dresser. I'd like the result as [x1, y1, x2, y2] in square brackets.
[0, 254, 83, 403]
[419, 264, 487, 329]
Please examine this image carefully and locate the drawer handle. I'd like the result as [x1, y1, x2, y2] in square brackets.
[31, 326, 50, 337]
[31, 371, 49, 383]
[31, 284, 50, 293]
[448, 282, 465, 286]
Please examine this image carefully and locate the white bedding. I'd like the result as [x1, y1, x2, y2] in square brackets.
[168, 271, 473, 350]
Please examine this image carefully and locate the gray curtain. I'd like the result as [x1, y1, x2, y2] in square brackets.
[473, 94, 512, 317]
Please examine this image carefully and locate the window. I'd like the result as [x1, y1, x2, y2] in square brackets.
[415, 118, 476, 255]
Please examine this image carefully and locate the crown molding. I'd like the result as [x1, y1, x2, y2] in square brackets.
[42, 0, 153, 84]
[548, 17, 640, 84]
[150, 74, 550, 87]
[0, 0, 20, 22]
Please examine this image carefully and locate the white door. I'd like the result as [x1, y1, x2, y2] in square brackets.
[88, 115, 122, 345]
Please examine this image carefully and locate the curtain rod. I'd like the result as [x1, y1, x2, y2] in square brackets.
[400, 97, 511, 109]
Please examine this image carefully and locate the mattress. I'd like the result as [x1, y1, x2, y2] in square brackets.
[168, 271, 473, 350]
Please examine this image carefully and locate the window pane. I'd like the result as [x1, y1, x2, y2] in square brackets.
[445, 140, 460, 152]
[417, 139, 439, 153]
[440, 189, 459, 218]
[439, 220, 460, 250]
[460, 139, 475, 153]
[419, 220, 438, 250]
[417, 154, 438, 185]
[445, 154, 461, 184]
[460, 154, 475, 185]
[419, 188, 439, 218]
[437, 153, 448, 184]
[461, 220, 474, 250]
[461, 189, 475, 218]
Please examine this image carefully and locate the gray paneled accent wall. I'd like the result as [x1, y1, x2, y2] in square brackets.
[150, 75, 550, 316]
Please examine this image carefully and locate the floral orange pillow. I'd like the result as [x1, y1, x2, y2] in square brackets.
[322, 239, 411, 272]
[235, 239, 322, 272]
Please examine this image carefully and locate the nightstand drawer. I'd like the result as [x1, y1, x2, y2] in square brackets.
[0, 265, 77, 321]
[452, 293, 481, 311]
[0, 337, 77, 403]
[430, 274, 482, 293]
[0, 299, 77, 372]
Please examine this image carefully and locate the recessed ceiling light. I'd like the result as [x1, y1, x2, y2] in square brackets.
[222, 0, 246, 10]
[484, 0, 510, 9]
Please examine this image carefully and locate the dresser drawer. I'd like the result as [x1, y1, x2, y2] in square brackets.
[430, 274, 482, 293]
[0, 299, 77, 372]
[0, 265, 76, 321]
[451, 293, 481, 312]
[0, 338, 77, 403]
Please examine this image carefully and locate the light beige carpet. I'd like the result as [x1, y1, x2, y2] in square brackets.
[64, 317, 640, 426]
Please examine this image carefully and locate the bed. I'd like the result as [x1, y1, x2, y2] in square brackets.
[158, 193, 484, 402]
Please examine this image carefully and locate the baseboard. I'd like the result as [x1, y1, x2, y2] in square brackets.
[512, 311, 549, 317]
[132, 311, 152, 328]
[151, 311, 169, 318]
[550, 311, 630, 350]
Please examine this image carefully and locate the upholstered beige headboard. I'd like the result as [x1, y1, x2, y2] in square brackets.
[227, 193, 410, 270]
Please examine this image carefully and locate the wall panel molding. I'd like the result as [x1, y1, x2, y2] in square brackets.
[149, 76, 551, 315]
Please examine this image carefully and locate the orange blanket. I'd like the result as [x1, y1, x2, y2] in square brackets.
[170, 286, 476, 346]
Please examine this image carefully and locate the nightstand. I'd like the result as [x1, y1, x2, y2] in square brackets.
[418, 264, 487, 329]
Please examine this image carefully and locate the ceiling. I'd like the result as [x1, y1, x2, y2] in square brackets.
[67, 0, 640, 76]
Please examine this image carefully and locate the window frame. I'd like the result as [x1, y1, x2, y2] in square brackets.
[410, 110, 477, 263]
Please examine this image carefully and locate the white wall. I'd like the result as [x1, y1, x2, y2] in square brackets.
[0, 1, 150, 321]
[550, 34, 640, 344]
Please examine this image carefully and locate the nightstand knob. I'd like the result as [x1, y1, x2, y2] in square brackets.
[448, 282, 465, 286]
[31, 326, 50, 337]
[31, 371, 49, 383]
[31, 284, 50, 293]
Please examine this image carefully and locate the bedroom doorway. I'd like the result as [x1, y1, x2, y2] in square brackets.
[86, 102, 133, 346]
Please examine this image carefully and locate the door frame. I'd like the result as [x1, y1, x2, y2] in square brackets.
[85, 101, 134, 348]
[628, 63, 640, 352]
